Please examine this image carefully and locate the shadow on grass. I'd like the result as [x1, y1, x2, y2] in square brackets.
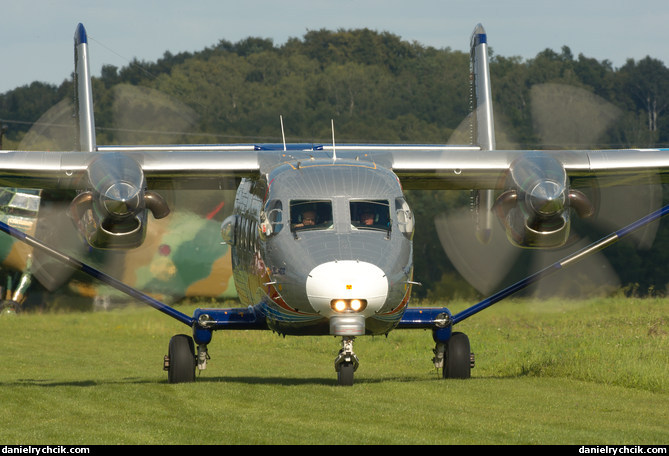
[195, 373, 438, 386]
[4, 373, 439, 387]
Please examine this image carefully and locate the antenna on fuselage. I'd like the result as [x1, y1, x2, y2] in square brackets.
[280, 115, 287, 151]
[331, 119, 337, 161]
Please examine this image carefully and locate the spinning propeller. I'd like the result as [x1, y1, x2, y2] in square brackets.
[12, 82, 231, 300]
[436, 83, 662, 297]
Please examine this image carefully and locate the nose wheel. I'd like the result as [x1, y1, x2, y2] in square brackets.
[334, 336, 359, 386]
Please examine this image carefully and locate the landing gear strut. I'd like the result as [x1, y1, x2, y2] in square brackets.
[334, 336, 359, 386]
[0, 268, 33, 315]
[433, 331, 474, 379]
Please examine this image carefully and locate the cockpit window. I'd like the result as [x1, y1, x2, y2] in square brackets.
[290, 200, 333, 232]
[350, 200, 390, 232]
[259, 199, 283, 238]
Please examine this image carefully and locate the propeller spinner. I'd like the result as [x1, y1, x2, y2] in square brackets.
[493, 152, 594, 248]
[70, 153, 170, 249]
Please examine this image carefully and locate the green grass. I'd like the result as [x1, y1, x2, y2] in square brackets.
[0, 297, 667, 444]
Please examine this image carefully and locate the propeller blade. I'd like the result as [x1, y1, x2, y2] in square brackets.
[435, 82, 663, 297]
[111, 84, 199, 144]
[452, 202, 669, 324]
[9, 82, 236, 307]
[0, 216, 193, 325]
[530, 83, 622, 149]
[435, 207, 519, 295]
[17, 98, 75, 152]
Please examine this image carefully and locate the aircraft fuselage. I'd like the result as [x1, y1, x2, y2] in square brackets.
[223, 155, 415, 336]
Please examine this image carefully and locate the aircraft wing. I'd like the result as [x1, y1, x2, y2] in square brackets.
[381, 146, 669, 189]
[308, 145, 669, 189]
[2, 145, 669, 191]
[0, 147, 261, 190]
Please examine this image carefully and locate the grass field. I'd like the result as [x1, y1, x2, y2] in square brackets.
[0, 296, 667, 445]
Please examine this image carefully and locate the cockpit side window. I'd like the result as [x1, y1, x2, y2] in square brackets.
[395, 197, 414, 239]
[290, 200, 333, 232]
[259, 199, 283, 239]
[350, 200, 390, 232]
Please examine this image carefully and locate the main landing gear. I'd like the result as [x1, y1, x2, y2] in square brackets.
[0, 300, 21, 315]
[162, 331, 474, 385]
[432, 331, 475, 379]
[163, 334, 209, 384]
[0, 269, 33, 316]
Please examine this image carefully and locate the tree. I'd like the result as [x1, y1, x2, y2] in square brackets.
[618, 57, 669, 146]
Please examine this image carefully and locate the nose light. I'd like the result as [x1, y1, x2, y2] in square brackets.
[331, 299, 368, 313]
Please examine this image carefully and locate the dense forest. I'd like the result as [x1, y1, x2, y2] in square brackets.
[1, 28, 669, 299]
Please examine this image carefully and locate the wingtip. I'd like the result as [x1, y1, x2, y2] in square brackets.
[470, 23, 487, 48]
[75, 23, 87, 46]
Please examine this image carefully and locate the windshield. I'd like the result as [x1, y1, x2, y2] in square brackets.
[290, 200, 333, 232]
[350, 200, 390, 232]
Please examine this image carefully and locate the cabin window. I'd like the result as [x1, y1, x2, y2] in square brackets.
[350, 200, 390, 232]
[290, 200, 333, 232]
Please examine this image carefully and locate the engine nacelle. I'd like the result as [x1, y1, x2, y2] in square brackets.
[69, 153, 170, 249]
[493, 153, 593, 248]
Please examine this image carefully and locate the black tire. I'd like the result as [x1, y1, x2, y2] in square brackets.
[337, 362, 355, 386]
[167, 334, 196, 383]
[443, 332, 471, 379]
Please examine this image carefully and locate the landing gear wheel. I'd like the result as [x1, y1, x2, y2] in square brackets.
[0, 300, 20, 315]
[443, 332, 472, 379]
[337, 362, 355, 386]
[166, 334, 196, 383]
[334, 336, 358, 386]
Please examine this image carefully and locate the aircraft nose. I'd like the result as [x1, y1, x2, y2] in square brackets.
[305, 260, 388, 316]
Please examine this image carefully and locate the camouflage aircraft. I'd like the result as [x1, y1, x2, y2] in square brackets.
[1, 23, 668, 386]
[0, 69, 240, 312]
[0, 186, 237, 310]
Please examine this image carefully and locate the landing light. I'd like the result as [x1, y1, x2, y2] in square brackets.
[330, 299, 367, 313]
[333, 300, 347, 312]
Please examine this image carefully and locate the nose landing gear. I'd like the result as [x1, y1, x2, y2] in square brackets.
[334, 336, 359, 386]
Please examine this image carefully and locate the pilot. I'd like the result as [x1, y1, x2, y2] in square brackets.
[293, 210, 317, 229]
[360, 212, 374, 226]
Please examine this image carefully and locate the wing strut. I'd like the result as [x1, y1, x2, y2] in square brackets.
[400, 202, 669, 331]
[0, 219, 194, 326]
[451, 203, 669, 324]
